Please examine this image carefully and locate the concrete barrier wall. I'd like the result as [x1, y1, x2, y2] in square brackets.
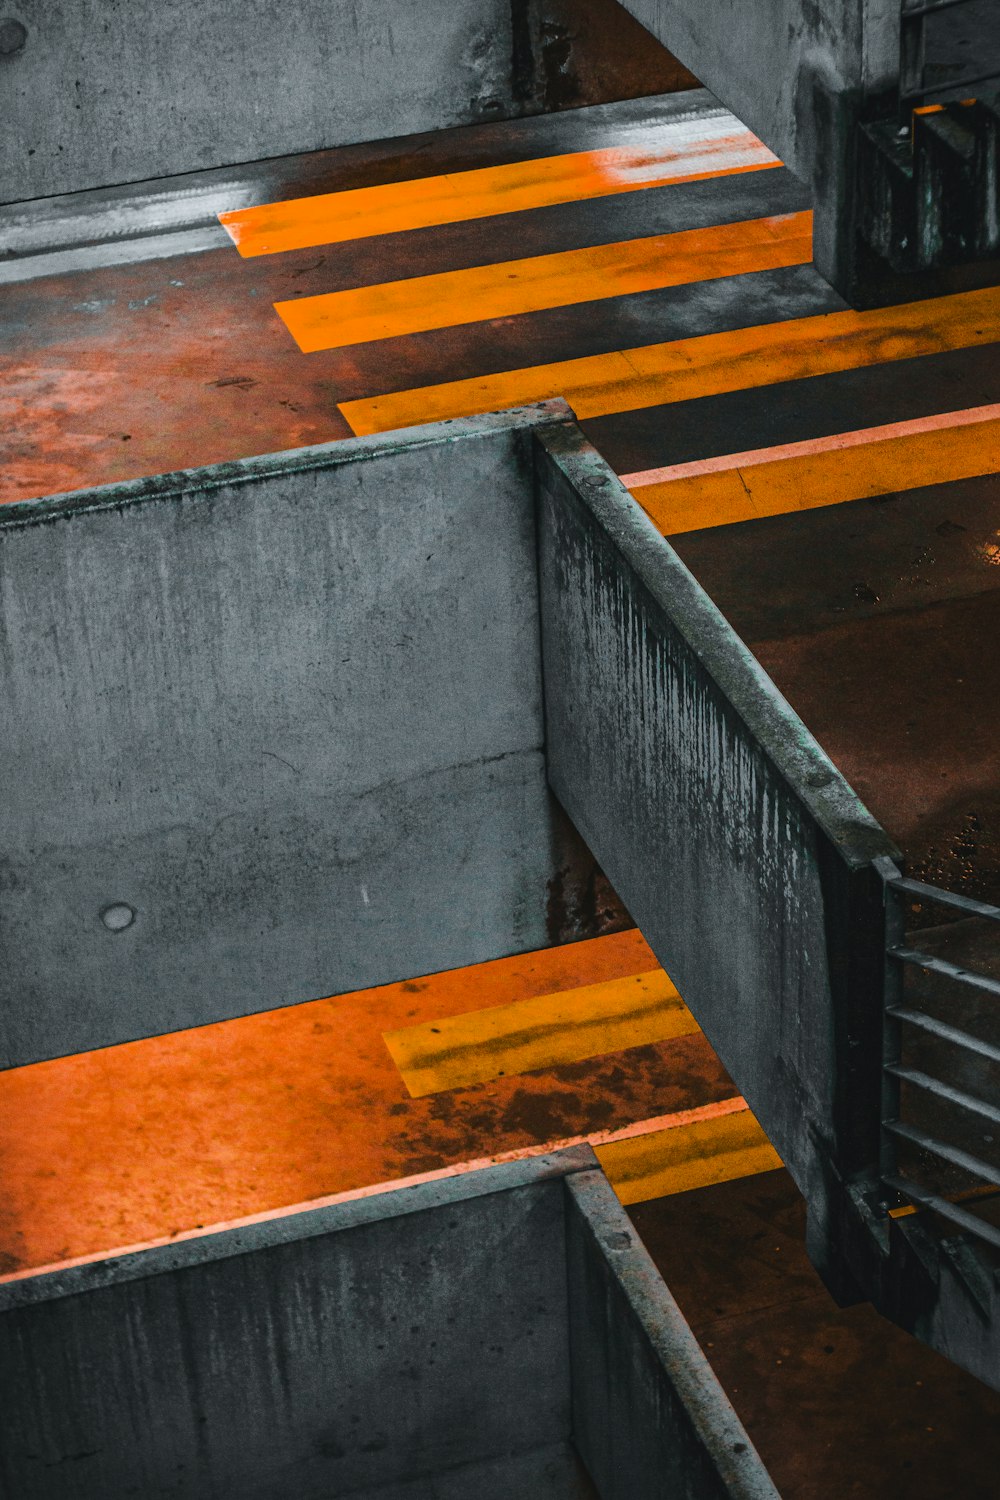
[1, 0, 513, 203]
[566, 1168, 779, 1500]
[0, 1154, 578, 1500]
[0, 1148, 776, 1500]
[613, 0, 901, 289]
[535, 425, 897, 1226]
[614, 0, 900, 178]
[0, 0, 690, 205]
[0, 404, 613, 1068]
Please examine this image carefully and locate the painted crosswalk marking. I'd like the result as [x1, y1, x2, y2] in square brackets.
[339, 283, 1000, 437]
[383, 969, 698, 1097]
[595, 1103, 781, 1205]
[274, 212, 813, 352]
[623, 402, 1000, 534]
[219, 116, 781, 257]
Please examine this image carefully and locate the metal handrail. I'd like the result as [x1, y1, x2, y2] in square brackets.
[880, 868, 1000, 1252]
[886, 1005, 1000, 1065]
[889, 946, 1000, 997]
[885, 1119, 1000, 1189]
[900, 0, 1000, 103]
[883, 1173, 1000, 1251]
[886, 877, 1000, 922]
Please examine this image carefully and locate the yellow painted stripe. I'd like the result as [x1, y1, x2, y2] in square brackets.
[275, 212, 813, 353]
[595, 1106, 782, 1206]
[383, 969, 698, 1098]
[889, 1182, 1000, 1219]
[340, 283, 1000, 437]
[220, 126, 781, 256]
[626, 404, 1000, 534]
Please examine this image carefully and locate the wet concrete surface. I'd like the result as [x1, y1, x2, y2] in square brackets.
[0, 928, 742, 1274]
[671, 479, 1000, 910]
[0, 89, 824, 504]
[631, 1170, 1000, 1499]
[672, 479, 1000, 1237]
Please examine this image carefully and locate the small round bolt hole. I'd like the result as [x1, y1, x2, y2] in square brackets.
[101, 902, 136, 932]
[0, 20, 27, 55]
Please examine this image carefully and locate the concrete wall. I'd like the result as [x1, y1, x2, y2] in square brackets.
[0, 0, 694, 205]
[0, 1148, 776, 1500]
[535, 425, 897, 1234]
[0, 1154, 578, 1500]
[614, 0, 902, 292]
[566, 1168, 779, 1500]
[0, 404, 623, 1068]
[614, 0, 900, 179]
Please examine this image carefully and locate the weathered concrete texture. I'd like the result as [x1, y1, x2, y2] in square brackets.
[0, 1157, 574, 1500]
[0, 0, 692, 204]
[0, 404, 629, 1067]
[613, 0, 907, 297]
[614, 0, 899, 181]
[630, 1171, 1000, 1500]
[535, 424, 897, 1236]
[567, 1169, 779, 1500]
[0, 1149, 776, 1500]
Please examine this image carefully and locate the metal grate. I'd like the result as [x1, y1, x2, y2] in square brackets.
[901, 0, 1000, 102]
[880, 869, 1000, 1251]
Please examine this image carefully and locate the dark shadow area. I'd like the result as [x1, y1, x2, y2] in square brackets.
[631, 1170, 1000, 1499]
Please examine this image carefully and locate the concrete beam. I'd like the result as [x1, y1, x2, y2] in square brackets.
[535, 422, 897, 1231]
[612, 0, 905, 298]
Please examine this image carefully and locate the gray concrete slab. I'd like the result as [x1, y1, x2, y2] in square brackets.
[0, 403, 613, 1067]
[0, 0, 689, 205]
[1, 0, 518, 203]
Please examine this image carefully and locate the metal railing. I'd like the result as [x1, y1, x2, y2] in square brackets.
[880, 866, 1000, 1251]
[901, 0, 1000, 102]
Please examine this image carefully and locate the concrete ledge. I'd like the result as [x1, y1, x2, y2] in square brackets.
[0, 1147, 777, 1499]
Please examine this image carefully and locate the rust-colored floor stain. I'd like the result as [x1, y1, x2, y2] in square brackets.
[0, 928, 737, 1274]
[0, 250, 354, 502]
[632, 1172, 1000, 1500]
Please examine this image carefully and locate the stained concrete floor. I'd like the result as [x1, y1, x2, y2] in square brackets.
[671, 478, 1000, 909]
[633, 1170, 1000, 1500]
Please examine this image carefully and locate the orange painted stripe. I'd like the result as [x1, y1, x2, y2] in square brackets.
[624, 403, 1000, 534]
[340, 283, 1000, 437]
[275, 211, 813, 353]
[5, 926, 721, 1274]
[220, 124, 781, 256]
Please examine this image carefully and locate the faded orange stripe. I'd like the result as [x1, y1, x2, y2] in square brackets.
[4, 927, 738, 1273]
[220, 127, 781, 256]
[340, 283, 1000, 437]
[384, 969, 697, 1097]
[625, 403, 1000, 534]
[276, 211, 813, 353]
